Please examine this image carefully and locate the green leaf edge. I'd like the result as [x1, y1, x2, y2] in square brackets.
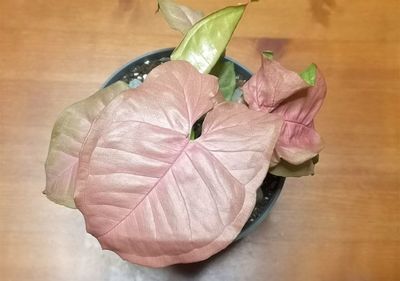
[262, 50, 274, 60]
[171, 4, 247, 73]
[300, 63, 317, 86]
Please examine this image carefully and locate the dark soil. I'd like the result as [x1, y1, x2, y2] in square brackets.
[121, 57, 170, 83]
[120, 57, 247, 89]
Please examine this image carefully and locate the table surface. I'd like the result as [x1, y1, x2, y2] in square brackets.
[1, 0, 399, 280]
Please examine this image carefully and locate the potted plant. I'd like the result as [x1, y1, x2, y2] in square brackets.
[43, 1, 326, 268]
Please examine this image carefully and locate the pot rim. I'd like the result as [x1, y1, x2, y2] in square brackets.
[102, 47, 253, 88]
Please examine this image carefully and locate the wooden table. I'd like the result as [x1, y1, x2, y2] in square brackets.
[1, 0, 399, 280]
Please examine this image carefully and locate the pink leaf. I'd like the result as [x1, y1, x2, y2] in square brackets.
[242, 56, 309, 112]
[74, 61, 282, 267]
[243, 56, 327, 166]
[44, 81, 129, 208]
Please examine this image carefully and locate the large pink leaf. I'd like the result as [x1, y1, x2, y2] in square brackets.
[74, 61, 282, 267]
[243, 56, 327, 166]
[44, 81, 129, 208]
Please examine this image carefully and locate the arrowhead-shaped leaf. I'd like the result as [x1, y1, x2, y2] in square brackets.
[171, 4, 246, 73]
[157, 0, 204, 34]
[74, 61, 282, 267]
[242, 55, 327, 166]
[44, 81, 129, 208]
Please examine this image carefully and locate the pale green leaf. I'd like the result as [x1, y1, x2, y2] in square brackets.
[171, 4, 246, 73]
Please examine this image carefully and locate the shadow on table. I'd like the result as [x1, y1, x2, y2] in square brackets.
[309, 0, 337, 27]
[168, 239, 243, 278]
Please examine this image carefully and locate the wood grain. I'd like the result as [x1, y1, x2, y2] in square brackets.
[0, 0, 399, 280]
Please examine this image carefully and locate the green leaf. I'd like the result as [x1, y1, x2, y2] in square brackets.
[262, 50, 274, 60]
[171, 4, 247, 73]
[211, 60, 236, 101]
[157, 0, 204, 34]
[190, 129, 196, 140]
[269, 155, 319, 177]
[300, 63, 317, 86]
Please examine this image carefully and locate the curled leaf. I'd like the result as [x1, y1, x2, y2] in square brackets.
[243, 55, 327, 167]
[171, 4, 246, 73]
[269, 155, 319, 177]
[157, 0, 204, 34]
[242, 56, 309, 111]
[74, 61, 282, 267]
[262, 50, 274, 60]
[44, 81, 129, 208]
[272, 70, 326, 165]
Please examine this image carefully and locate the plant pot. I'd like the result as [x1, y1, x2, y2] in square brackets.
[102, 48, 285, 240]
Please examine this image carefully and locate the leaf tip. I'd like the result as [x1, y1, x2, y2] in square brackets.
[262, 50, 274, 60]
[300, 63, 317, 86]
